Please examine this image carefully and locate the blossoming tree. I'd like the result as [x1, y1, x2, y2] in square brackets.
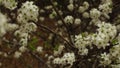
[0, 0, 120, 68]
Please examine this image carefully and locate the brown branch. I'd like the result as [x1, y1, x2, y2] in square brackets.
[29, 51, 49, 68]
[49, 0, 75, 46]
[37, 23, 75, 49]
[92, 59, 97, 68]
[49, 0, 67, 28]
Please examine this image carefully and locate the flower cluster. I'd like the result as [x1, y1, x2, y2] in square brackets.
[0, 12, 18, 37]
[53, 52, 75, 66]
[67, 0, 74, 11]
[64, 15, 74, 24]
[0, 0, 17, 10]
[0, 0, 119, 67]
[14, 51, 22, 58]
[14, 21, 37, 58]
[63, 15, 81, 25]
[90, 8, 101, 25]
[93, 22, 117, 49]
[15, 1, 38, 46]
[75, 22, 117, 55]
[54, 45, 65, 56]
[100, 34, 120, 67]
[99, 0, 112, 19]
[100, 52, 111, 66]
[14, 22, 37, 45]
[12, 1, 39, 58]
[75, 34, 93, 55]
[100, 44, 120, 67]
[17, 1, 39, 23]
[49, 10, 57, 19]
[89, 0, 113, 26]
[78, 1, 89, 13]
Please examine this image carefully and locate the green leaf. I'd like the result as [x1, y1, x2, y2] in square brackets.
[31, 37, 39, 44]
[81, 33, 86, 37]
[29, 44, 36, 51]
[28, 36, 39, 51]
[111, 39, 118, 45]
[54, 45, 59, 51]
[109, 4, 113, 8]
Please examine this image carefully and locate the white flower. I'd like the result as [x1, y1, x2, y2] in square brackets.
[90, 19, 101, 25]
[0, 12, 18, 37]
[16, 22, 37, 34]
[49, 10, 57, 19]
[0, 13, 7, 37]
[44, 5, 52, 10]
[83, 1, 89, 10]
[64, 15, 74, 24]
[57, 20, 63, 25]
[39, 17, 45, 22]
[5, 23, 19, 31]
[2, 0, 17, 10]
[78, 48, 88, 55]
[19, 46, 27, 52]
[93, 33, 109, 49]
[36, 46, 43, 53]
[54, 45, 65, 56]
[62, 53, 75, 65]
[14, 51, 22, 58]
[53, 2, 58, 6]
[58, 10, 63, 15]
[67, 4, 74, 11]
[3, 53, 8, 57]
[48, 55, 54, 60]
[110, 44, 120, 57]
[90, 8, 101, 19]
[53, 58, 61, 64]
[78, 6, 86, 13]
[19, 38, 28, 46]
[74, 18, 81, 24]
[49, 13, 55, 19]
[39, 9, 45, 13]
[26, 22, 37, 32]
[14, 32, 28, 39]
[100, 52, 111, 65]
[69, 0, 73, 4]
[82, 12, 89, 18]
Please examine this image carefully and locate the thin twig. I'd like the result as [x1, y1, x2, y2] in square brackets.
[49, 0, 67, 28]
[92, 59, 97, 68]
[37, 23, 75, 49]
[49, 0, 75, 46]
[29, 51, 49, 68]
